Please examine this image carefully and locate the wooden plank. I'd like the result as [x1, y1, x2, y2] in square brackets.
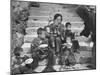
[27, 22, 48, 27]
[24, 34, 37, 43]
[26, 25, 84, 35]
[28, 16, 83, 23]
[27, 20, 84, 27]
[29, 11, 79, 17]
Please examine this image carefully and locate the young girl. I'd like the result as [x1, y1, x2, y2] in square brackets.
[60, 35, 77, 66]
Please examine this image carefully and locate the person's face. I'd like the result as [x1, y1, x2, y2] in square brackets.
[46, 27, 50, 33]
[38, 31, 46, 39]
[16, 51, 22, 59]
[54, 16, 62, 25]
[67, 25, 71, 30]
[66, 37, 71, 43]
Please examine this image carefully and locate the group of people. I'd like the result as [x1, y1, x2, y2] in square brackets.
[11, 13, 85, 74]
[11, 3, 96, 74]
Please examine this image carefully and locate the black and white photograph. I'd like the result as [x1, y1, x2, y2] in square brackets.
[10, 0, 96, 75]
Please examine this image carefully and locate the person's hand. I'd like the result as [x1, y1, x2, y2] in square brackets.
[21, 62, 26, 66]
[62, 43, 72, 47]
[75, 32, 80, 37]
[25, 58, 33, 64]
[14, 64, 19, 68]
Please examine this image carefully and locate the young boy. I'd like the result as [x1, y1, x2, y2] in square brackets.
[64, 22, 79, 52]
[31, 28, 55, 72]
[64, 22, 74, 40]
[31, 28, 48, 52]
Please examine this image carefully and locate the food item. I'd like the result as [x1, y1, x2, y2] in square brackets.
[25, 58, 33, 64]
[38, 44, 48, 48]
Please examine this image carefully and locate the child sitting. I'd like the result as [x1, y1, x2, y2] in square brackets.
[12, 47, 23, 69]
[60, 35, 77, 66]
[31, 28, 55, 72]
[12, 46, 35, 74]
[31, 28, 48, 53]
[11, 47, 28, 75]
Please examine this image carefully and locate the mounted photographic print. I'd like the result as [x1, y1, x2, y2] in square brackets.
[11, 0, 96, 75]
